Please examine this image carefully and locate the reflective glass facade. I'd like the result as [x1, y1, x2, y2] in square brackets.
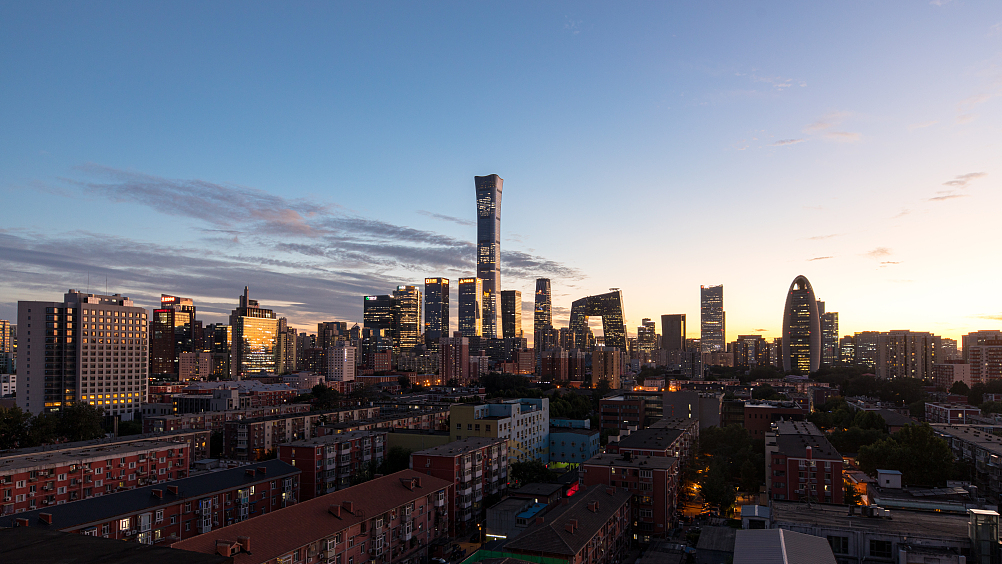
[501, 290, 522, 339]
[782, 275, 820, 374]
[700, 285, 725, 352]
[569, 290, 627, 350]
[533, 278, 552, 350]
[458, 278, 483, 337]
[424, 278, 449, 351]
[661, 314, 686, 352]
[393, 285, 422, 353]
[475, 175, 502, 339]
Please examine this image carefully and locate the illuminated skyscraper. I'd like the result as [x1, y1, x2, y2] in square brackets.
[151, 294, 196, 378]
[458, 278, 483, 337]
[533, 278, 552, 350]
[0, 319, 12, 374]
[782, 276, 821, 374]
[637, 319, 657, 353]
[393, 285, 422, 353]
[569, 290, 627, 350]
[363, 295, 399, 352]
[424, 278, 449, 351]
[475, 174, 502, 338]
[661, 314, 686, 351]
[820, 309, 839, 367]
[229, 287, 279, 379]
[501, 290, 522, 339]
[700, 285, 725, 352]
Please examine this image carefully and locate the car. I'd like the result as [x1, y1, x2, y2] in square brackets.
[431, 558, 448, 564]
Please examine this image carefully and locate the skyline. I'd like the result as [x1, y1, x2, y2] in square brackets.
[2, 2, 1002, 342]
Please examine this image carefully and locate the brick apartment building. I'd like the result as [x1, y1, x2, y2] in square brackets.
[599, 396, 646, 432]
[279, 430, 387, 500]
[500, 484, 632, 564]
[1, 440, 190, 515]
[173, 470, 453, 564]
[221, 407, 383, 461]
[580, 453, 679, 541]
[0, 460, 299, 545]
[317, 408, 449, 436]
[142, 404, 316, 434]
[925, 402, 982, 424]
[765, 421, 844, 504]
[410, 437, 508, 535]
[742, 401, 808, 439]
[606, 417, 698, 479]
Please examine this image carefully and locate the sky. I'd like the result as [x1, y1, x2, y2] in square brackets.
[2, 1, 1001, 344]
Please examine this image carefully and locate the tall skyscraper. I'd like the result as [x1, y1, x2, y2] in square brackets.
[150, 294, 196, 378]
[206, 323, 232, 378]
[569, 290, 627, 350]
[501, 290, 522, 339]
[229, 287, 279, 379]
[18, 290, 148, 417]
[700, 285, 725, 352]
[363, 295, 399, 350]
[393, 285, 422, 353]
[661, 314, 686, 351]
[637, 319, 657, 353]
[424, 278, 450, 351]
[475, 174, 503, 339]
[782, 276, 821, 374]
[458, 278, 483, 337]
[533, 278, 552, 350]
[0, 319, 12, 374]
[439, 331, 470, 385]
[820, 309, 839, 367]
[276, 318, 297, 374]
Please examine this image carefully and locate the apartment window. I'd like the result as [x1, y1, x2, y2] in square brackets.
[155, 510, 163, 523]
[467, 424, 472, 431]
[870, 540, 892, 558]
[828, 536, 848, 554]
[102, 524, 109, 535]
[119, 518, 130, 531]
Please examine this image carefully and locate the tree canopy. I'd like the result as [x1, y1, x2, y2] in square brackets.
[0, 404, 107, 449]
[857, 423, 953, 486]
[509, 460, 556, 488]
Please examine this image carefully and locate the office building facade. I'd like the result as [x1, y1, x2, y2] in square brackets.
[533, 278, 552, 351]
[661, 314, 686, 352]
[457, 278, 483, 337]
[150, 294, 196, 379]
[229, 288, 279, 379]
[782, 276, 821, 374]
[475, 174, 503, 339]
[424, 278, 449, 351]
[700, 284, 725, 352]
[18, 290, 148, 417]
[569, 290, 627, 350]
[500, 290, 522, 339]
[393, 285, 422, 353]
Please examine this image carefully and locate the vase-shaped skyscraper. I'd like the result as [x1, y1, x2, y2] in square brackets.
[782, 275, 821, 374]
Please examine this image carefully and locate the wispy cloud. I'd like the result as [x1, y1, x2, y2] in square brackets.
[808, 256, 833, 261]
[807, 234, 839, 240]
[908, 120, 938, 131]
[771, 138, 805, 146]
[867, 247, 892, 258]
[753, 328, 768, 332]
[930, 0, 953, 5]
[893, 208, 910, 218]
[417, 210, 474, 226]
[943, 172, 987, 187]
[991, 21, 1002, 36]
[880, 261, 901, 265]
[823, 131, 862, 142]
[802, 111, 861, 143]
[929, 193, 969, 201]
[973, 313, 1002, 321]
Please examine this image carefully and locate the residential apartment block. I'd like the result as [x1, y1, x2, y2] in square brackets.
[278, 431, 387, 500]
[765, 421, 844, 505]
[449, 399, 549, 463]
[410, 437, 508, 535]
[926, 403, 981, 424]
[548, 428, 600, 465]
[0, 460, 299, 545]
[580, 453, 679, 541]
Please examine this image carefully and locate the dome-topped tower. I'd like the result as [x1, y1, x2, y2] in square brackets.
[782, 275, 821, 374]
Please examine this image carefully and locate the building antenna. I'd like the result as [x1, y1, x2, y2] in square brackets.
[106, 276, 108, 294]
[87, 272, 90, 293]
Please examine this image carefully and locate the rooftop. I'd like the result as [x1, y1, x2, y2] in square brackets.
[511, 483, 563, 497]
[613, 428, 684, 451]
[0, 527, 230, 564]
[733, 528, 836, 564]
[548, 428, 599, 437]
[0, 430, 202, 459]
[772, 500, 970, 540]
[412, 437, 506, 456]
[281, 430, 385, 447]
[172, 470, 452, 564]
[0, 440, 186, 475]
[933, 424, 1002, 456]
[582, 453, 679, 470]
[503, 485, 632, 557]
[0, 459, 299, 530]
[696, 525, 736, 553]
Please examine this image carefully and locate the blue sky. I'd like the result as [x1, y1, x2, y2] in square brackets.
[2, 1, 1001, 342]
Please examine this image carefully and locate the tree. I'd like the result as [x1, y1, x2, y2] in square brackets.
[210, 431, 224, 458]
[59, 403, 105, 442]
[949, 381, 970, 396]
[700, 460, 736, 510]
[752, 384, 784, 400]
[27, 412, 60, 446]
[352, 460, 379, 485]
[397, 375, 412, 390]
[311, 384, 341, 411]
[379, 447, 412, 475]
[0, 406, 32, 449]
[510, 460, 556, 488]
[857, 423, 953, 486]
[844, 480, 862, 506]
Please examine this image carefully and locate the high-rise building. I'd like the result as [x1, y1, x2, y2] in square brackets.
[941, 338, 959, 361]
[700, 285, 725, 352]
[424, 278, 449, 351]
[150, 294, 196, 379]
[205, 323, 231, 378]
[591, 347, 622, 389]
[393, 285, 422, 353]
[500, 290, 522, 339]
[475, 174, 503, 339]
[533, 278, 552, 351]
[963, 331, 1002, 362]
[326, 342, 356, 383]
[877, 330, 941, 380]
[362, 294, 399, 353]
[839, 335, 855, 366]
[569, 290, 627, 350]
[18, 290, 148, 417]
[276, 318, 297, 374]
[637, 319, 657, 354]
[661, 314, 686, 352]
[967, 338, 1002, 385]
[853, 331, 881, 370]
[782, 275, 821, 374]
[440, 331, 470, 385]
[0, 319, 12, 374]
[229, 287, 279, 379]
[818, 302, 839, 368]
[458, 278, 483, 337]
[732, 335, 770, 367]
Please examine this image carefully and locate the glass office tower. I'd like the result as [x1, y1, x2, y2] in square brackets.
[475, 175, 502, 339]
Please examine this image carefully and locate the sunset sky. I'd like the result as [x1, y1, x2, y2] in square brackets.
[2, 2, 1001, 344]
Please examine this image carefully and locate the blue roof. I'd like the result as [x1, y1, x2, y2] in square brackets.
[515, 502, 547, 520]
[876, 469, 902, 475]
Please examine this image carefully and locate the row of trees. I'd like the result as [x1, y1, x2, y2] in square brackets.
[696, 424, 764, 510]
[0, 404, 112, 449]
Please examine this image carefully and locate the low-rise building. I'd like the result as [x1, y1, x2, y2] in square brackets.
[449, 399, 549, 463]
[580, 453, 679, 541]
[222, 407, 382, 461]
[1, 440, 191, 515]
[172, 470, 453, 564]
[509, 483, 564, 506]
[0, 459, 299, 544]
[765, 421, 843, 505]
[485, 497, 546, 542]
[743, 401, 808, 439]
[548, 428, 600, 465]
[410, 437, 508, 534]
[0, 527, 231, 564]
[599, 396, 646, 432]
[278, 430, 387, 500]
[926, 403, 981, 424]
[499, 484, 632, 564]
[142, 404, 316, 434]
[933, 424, 1002, 505]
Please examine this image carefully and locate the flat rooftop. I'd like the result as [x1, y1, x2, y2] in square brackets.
[772, 501, 970, 540]
[583, 453, 679, 470]
[614, 428, 684, 451]
[0, 440, 184, 474]
[511, 483, 563, 497]
[412, 437, 505, 456]
[282, 430, 384, 447]
[932, 425, 1002, 456]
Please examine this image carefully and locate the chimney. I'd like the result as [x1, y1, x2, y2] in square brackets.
[565, 521, 576, 534]
[343, 500, 354, 513]
[168, 485, 179, 495]
[588, 501, 599, 513]
[806, 446, 813, 460]
[570, 519, 578, 528]
[152, 489, 164, 499]
[536, 516, 545, 525]
[606, 487, 616, 495]
[39, 513, 53, 525]
[329, 504, 342, 518]
[415, 477, 422, 488]
[257, 467, 267, 475]
[216, 540, 234, 557]
[246, 469, 256, 477]
[237, 536, 251, 552]
[15, 518, 29, 527]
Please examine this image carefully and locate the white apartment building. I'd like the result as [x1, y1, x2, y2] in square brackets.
[325, 343, 356, 383]
[450, 398, 549, 463]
